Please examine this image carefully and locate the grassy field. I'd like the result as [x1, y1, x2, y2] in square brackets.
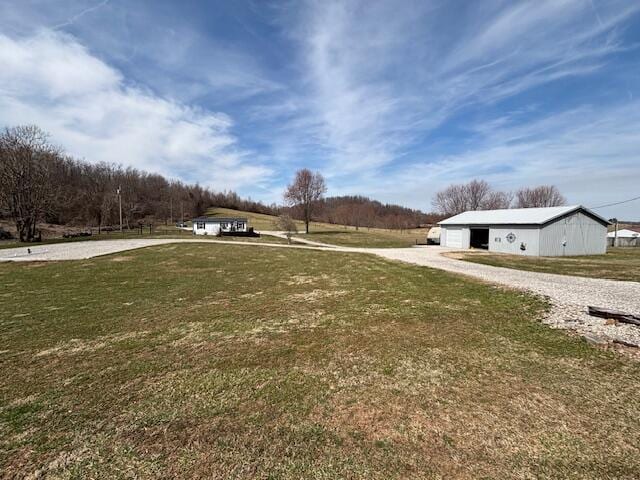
[207, 207, 428, 247]
[2, 244, 640, 478]
[455, 247, 640, 282]
[205, 207, 338, 232]
[304, 229, 427, 248]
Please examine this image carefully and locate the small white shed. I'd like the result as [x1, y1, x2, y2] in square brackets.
[439, 205, 609, 256]
[192, 217, 248, 236]
[607, 228, 640, 247]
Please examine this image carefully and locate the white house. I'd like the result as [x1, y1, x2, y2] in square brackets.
[438, 205, 609, 256]
[192, 217, 248, 236]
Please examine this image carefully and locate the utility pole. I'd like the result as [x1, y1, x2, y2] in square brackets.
[170, 198, 173, 225]
[609, 218, 618, 247]
[117, 186, 123, 233]
[181, 201, 184, 227]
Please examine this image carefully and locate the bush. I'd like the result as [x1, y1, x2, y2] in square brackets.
[0, 227, 14, 240]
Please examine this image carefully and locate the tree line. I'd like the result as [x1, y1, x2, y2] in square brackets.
[1, 125, 568, 243]
[302, 195, 440, 230]
[0, 126, 439, 242]
[281, 168, 441, 233]
[431, 179, 566, 216]
[0, 126, 275, 241]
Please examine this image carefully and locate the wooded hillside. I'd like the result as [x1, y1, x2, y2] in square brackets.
[0, 126, 437, 241]
[288, 196, 442, 230]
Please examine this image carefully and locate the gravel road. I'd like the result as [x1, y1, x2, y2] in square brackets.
[2, 239, 639, 348]
[0, 238, 333, 262]
[260, 231, 339, 247]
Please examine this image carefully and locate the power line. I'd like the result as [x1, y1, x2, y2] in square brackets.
[590, 195, 640, 209]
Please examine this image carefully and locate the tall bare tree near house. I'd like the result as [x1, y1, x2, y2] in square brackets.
[514, 185, 566, 208]
[284, 169, 326, 234]
[0, 126, 60, 242]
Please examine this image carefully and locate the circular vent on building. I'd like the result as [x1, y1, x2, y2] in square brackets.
[506, 232, 516, 243]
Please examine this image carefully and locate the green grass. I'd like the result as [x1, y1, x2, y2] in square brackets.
[303, 229, 427, 248]
[455, 247, 640, 282]
[1, 244, 639, 478]
[207, 207, 428, 247]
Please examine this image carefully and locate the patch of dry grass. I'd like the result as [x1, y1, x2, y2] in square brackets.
[1, 244, 639, 478]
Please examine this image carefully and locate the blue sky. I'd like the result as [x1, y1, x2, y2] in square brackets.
[1, 0, 639, 219]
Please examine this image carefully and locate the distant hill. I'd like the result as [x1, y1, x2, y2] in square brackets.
[281, 195, 442, 230]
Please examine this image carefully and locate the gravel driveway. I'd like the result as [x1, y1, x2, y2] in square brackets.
[2, 239, 639, 348]
[0, 238, 333, 261]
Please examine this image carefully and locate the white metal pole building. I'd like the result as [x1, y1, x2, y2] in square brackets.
[438, 205, 609, 257]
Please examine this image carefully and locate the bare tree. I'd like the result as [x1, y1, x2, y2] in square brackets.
[483, 190, 513, 210]
[514, 185, 566, 208]
[284, 169, 326, 234]
[466, 179, 492, 210]
[432, 184, 468, 217]
[0, 126, 60, 242]
[432, 179, 511, 216]
[274, 214, 298, 244]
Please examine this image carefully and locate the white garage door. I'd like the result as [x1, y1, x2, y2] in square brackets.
[445, 228, 463, 248]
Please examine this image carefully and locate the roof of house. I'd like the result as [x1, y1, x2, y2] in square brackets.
[438, 205, 609, 227]
[607, 229, 640, 238]
[192, 217, 248, 222]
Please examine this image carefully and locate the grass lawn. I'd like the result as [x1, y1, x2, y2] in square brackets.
[303, 229, 427, 248]
[207, 207, 428, 247]
[454, 247, 640, 282]
[206, 207, 342, 232]
[2, 244, 640, 478]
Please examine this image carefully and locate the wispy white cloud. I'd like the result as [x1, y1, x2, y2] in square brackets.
[360, 102, 640, 218]
[0, 30, 272, 191]
[256, 0, 639, 217]
[52, 0, 110, 30]
[280, 0, 639, 176]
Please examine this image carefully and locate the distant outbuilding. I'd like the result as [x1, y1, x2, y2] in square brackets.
[607, 228, 640, 247]
[438, 205, 608, 256]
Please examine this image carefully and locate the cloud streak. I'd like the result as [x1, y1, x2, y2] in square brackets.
[360, 101, 640, 219]
[283, 0, 639, 176]
[254, 0, 640, 217]
[0, 30, 272, 191]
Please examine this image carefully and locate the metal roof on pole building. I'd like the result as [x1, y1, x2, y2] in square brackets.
[438, 205, 609, 227]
